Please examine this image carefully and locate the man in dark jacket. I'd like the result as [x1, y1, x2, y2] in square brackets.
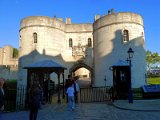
[29, 83, 41, 120]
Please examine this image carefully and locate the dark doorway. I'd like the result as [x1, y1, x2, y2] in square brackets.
[112, 66, 130, 99]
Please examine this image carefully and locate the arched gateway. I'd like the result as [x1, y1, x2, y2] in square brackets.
[69, 62, 94, 87]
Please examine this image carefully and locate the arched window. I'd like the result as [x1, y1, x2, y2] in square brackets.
[88, 38, 92, 47]
[123, 30, 129, 42]
[69, 38, 72, 47]
[33, 32, 37, 43]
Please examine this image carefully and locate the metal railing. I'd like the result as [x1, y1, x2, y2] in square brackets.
[4, 86, 27, 112]
[4, 89, 17, 112]
[80, 86, 113, 103]
[16, 86, 27, 110]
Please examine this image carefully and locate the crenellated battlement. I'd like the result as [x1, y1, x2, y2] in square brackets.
[94, 12, 144, 31]
[20, 16, 66, 32]
[20, 16, 92, 33]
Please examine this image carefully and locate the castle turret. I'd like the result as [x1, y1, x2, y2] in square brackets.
[19, 16, 66, 58]
[93, 12, 146, 87]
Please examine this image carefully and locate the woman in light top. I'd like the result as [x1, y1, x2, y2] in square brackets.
[66, 82, 75, 111]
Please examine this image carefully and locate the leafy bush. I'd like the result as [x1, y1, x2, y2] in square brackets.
[5, 79, 17, 89]
[13, 48, 19, 58]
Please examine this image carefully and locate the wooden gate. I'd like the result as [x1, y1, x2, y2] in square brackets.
[80, 86, 113, 103]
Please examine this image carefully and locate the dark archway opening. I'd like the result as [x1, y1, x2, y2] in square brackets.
[69, 62, 93, 88]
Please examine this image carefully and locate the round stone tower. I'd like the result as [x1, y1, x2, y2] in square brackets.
[19, 16, 65, 58]
[19, 16, 66, 85]
[93, 12, 146, 88]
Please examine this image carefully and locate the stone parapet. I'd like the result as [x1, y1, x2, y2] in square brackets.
[93, 12, 144, 31]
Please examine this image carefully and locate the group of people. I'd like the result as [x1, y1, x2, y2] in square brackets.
[65, 75, 80, 111]
[0, 75, 80, 120]
[0, 78, 42, 120]
[29, 75, 80, 119]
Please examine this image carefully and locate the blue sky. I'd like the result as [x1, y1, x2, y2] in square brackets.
[0, 0, 160, 53]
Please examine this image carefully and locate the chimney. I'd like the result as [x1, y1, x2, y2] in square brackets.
[66, 18, 72, 24]
[94, 15, 101, 21]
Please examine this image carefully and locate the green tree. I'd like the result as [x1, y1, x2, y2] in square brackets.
[146, 50, 160, 73]
[13, 48, 19, 58]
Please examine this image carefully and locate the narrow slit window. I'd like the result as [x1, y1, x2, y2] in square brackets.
[33, 32, 37, 43]
[123, 30, 129, 42]
[88, 38, 92, 47]
[69, 38, 72, 47]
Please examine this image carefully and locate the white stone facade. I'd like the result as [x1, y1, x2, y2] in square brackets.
[18, 11, 146, 88]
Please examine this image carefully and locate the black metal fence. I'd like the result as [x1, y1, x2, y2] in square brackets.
[80, 86, 113, 103]
[4, 86, 114, 111]
[4, 89, 17, 112]
[4, 86, 27, 112]
[16, 86, 27, 110]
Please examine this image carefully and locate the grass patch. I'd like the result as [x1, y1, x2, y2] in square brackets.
[133, 88, 143, 100]
[147, 77, 160, 85]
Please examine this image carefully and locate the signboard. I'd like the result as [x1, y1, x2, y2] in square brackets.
[142, 85, 160, 93]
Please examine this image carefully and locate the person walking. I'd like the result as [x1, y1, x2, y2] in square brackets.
[65, 75, 72, 103]
[72, 76, 80, 103]
[29, 82, 41, 120]
[0, 78, 5, 119]
[66, 81, 75, 111]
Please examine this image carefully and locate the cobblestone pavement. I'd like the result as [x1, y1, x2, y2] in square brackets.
[2, 102, 160, 120]
[113, 99, 160, 111]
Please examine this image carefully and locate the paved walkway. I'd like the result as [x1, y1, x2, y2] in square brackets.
[1, 99, 160, 120]
[113, 99, 160, 111]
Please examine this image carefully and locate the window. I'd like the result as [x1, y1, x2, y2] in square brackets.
[33, 32, 37, 43]
[123, 30, 129, 42]
[69, 38, 72, 47]
[88, 38, 92, 47]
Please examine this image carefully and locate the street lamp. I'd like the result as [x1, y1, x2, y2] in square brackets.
[127, 47, 134, 103]
[127, 47, 134, 59]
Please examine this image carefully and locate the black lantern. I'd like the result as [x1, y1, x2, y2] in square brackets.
[127, 47, 134, 59]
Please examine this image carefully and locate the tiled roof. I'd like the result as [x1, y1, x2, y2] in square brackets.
[24, 59, 66, 69]
[113, 60, 129, 66]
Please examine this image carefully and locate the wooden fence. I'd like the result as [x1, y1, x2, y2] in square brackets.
[80, 86, 113, 103]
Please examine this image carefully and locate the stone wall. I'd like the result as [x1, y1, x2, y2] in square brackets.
[0, 65, 18, 80]
[0, 46, 18, 80]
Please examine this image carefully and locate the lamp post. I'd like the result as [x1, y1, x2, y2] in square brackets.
[104, 75, 107, 87]
[62, 73, 65, 99]
[127, 47, 134, 103]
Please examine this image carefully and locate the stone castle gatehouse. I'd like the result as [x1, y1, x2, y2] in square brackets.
[18, 10, 146, 91]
